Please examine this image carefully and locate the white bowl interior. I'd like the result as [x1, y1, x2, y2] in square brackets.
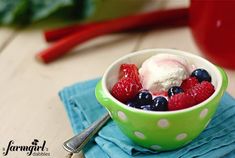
[102, 49, 222, 113]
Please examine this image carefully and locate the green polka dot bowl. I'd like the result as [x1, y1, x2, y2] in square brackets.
[95, 48, 228, 151]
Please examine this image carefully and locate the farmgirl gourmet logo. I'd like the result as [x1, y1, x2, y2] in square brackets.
[2, 139, 50, 156]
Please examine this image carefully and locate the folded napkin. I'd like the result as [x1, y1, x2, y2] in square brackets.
[59, 78, 235, 158]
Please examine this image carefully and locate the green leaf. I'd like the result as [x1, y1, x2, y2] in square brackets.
[30, 0, 74, 21]
[0, 0, 152, 25]
[0, 0, 30, 24]
[82, 0, 149, 22]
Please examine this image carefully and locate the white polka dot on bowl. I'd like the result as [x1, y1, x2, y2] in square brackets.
[157, 119, 169, 128]
[134, 131, 145, 139]
[150, 145, 162, 150]
[200, 108, 208, 119]
[117, 111, 127, 121]
[176, 133, 187, 141]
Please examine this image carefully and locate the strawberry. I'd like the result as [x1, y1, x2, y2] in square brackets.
[187, 81, 215, 104]
[180, 77, 199, 92]
[111, 77, 141, 103]
[119, 64, 142, 88]
[168, 93, 196, 111]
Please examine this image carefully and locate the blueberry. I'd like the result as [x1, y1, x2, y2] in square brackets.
[168, 86, 184, 97]
[191, 68, 211, 82]
[126, 101, 136, 108]
[140, 104, 154, 111]
[135, 90, 153, 105]
[152, 96, 168, 111]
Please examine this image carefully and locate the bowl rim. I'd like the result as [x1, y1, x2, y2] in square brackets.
[101, 48, 224, 115]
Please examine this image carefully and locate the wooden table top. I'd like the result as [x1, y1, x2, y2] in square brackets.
[0, 1, 234, 158]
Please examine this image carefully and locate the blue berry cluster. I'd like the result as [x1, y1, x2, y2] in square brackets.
[191, 68, 211, 82]
[127, 90, 168, 111]
[168, 86, 184, 97]
[126, 68, 211, 112]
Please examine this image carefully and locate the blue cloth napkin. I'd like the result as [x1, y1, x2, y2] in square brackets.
[59, 78, 235, 158]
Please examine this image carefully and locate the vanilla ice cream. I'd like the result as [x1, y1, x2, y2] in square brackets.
[139, 54, 195, 94]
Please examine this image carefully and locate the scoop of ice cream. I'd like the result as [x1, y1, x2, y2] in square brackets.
[139, 54, 194, 93]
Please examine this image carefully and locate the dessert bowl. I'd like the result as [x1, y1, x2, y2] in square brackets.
[95, 48, 228, 151]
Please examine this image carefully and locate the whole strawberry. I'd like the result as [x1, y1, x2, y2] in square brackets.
[180, 77, 199, 92]
[168, 93, 196, 111]
[187, 81, 215, 104]
[119, 64, 142, 88]
[111, 77, 141, 103]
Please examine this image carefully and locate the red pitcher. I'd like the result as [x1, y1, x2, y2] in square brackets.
[190, 0, 235, 69]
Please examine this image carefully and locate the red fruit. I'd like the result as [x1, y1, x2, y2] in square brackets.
[111, 77, 141, 103]
[187, 81, 215, 104]
[180, 77, 199, 92]
[153, 91, 168, 97]
[119, 64, 142, 88]
[168, 93, 196, 111]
